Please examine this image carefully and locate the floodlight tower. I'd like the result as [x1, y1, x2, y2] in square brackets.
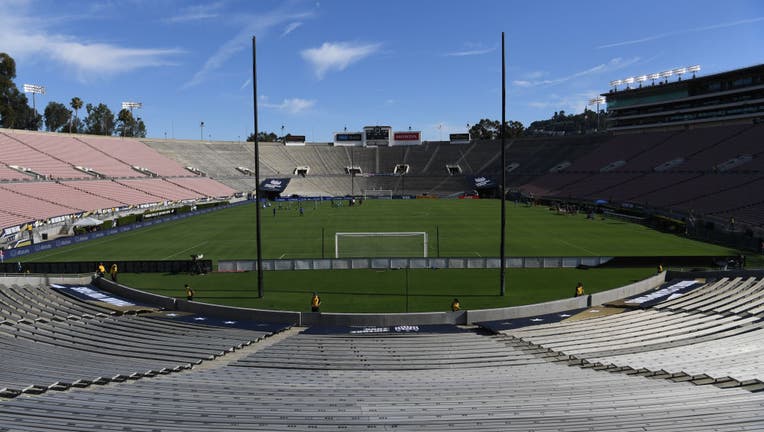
[673, 67, 688, 81]
[121, 101, 142, 136]
[22, 84, 45, 113]
[587, 96, 606, 132]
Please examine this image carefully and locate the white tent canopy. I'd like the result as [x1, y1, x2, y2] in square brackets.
[72, 217, 104, 227]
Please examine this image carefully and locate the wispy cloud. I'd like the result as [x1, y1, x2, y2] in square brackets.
[598, 16, 764, 49]
[281, 22, 302, 37]
[525, 90, 602, 116]
[262, 97, 316, 114]
[445, 47, 495, 57]
[183, 7, 313, 89]
[165, 2, 224, 23]
[240, 78, 251, 90]
[301, 41, 381, 79]
[511, 57, 640, 88]
[0, 4, 182, 81]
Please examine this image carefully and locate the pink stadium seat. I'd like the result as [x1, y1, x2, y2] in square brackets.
[79, 136, 191, 177]
[0, 132, 87, 179]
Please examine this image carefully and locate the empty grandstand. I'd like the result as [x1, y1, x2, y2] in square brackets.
[3, 272, 764, 430]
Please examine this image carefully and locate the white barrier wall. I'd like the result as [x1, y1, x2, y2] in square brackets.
[218, 256, 614, 272]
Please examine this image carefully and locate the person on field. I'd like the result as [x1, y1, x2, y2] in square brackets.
[574, 282, 584, 297]
[451, 298, 461, 312]
[110, 263, 118, 282]
[186, 284, 195, 301]
[311, 292, 321, 312]
[97, 262, 106, 277]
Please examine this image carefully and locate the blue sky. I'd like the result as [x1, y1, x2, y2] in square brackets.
[1, 0, 763, 141]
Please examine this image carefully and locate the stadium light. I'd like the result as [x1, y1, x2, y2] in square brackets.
[587, 96, 606, 132]
[23, 83, 45, 113]
[610, 64, 701, 89]
[122, 102, 142, 136]
[673, 67, 687, 81]
[121, 101, 142, 116]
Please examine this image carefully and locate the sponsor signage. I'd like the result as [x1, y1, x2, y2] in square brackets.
[335, 133, 363, 142]
[393, 131, 422, 146]
[450, 133, 470, 144]
[471, 176, 496, 189]
[394, 132, 420, 141]
[284, 135, 306, 142]
[260, 178, 290, 193]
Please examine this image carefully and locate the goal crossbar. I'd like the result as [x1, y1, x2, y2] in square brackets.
[335, 231, 428, 258]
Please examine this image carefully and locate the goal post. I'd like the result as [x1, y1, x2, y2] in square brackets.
[335, 232, 428, 258]
[362, 189, 393, 199]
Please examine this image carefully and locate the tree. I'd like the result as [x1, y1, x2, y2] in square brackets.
[114, 109, 146, 138]
[247, 131, 278, 142]
[134, 117, 147, 138]
[469, 118, 525, 140]
[43, 101, 72, 132]
[115, 108, 136, 137]
[70, 97, 83, 133]
[83, 103, 115, 135]
[0, 52, 42, 130]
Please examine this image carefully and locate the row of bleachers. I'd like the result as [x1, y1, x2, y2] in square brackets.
[502, 277, 764, 386]
[0, 164, 31, 181]
[0, 187, 79, 221]
[78, 135, 191, 177]
[0, 132, 88, 179]
[0, 210, 30, 230]
[117, 178, 210, 201]
[166, 177, 238, 198]
[18, 134, 142, 178]
[3, 321, 764, 430]
[62, 179, 164, 206]
[1, 182, 123, 212]
[0, 282, 282, 398]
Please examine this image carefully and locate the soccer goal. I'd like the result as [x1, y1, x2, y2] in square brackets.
[335, 232, 428, 258]
[362, 189, 393, 199]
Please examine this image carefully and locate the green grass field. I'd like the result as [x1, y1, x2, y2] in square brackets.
[21, 200, 735, 312]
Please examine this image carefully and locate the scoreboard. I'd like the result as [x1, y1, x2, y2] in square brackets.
[363, 126, 392, 146]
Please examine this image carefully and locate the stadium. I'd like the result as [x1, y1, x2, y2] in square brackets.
[3, 17, 764, 431]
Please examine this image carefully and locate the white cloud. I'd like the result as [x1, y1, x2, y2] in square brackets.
[525, 90, 602, 116]
[281, 22, 303, 37]
[165, 2, 224, 23]
[511, 57, 640, 88]
[598, 16, 764, 49]
[301, 42, 381, 79]
[262, 98, 316, 114]
[0, 6, 182, 81]
[445, 47, 495, 57]
[183, 8, 313, 89]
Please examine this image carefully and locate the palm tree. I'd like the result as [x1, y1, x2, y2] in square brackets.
[69, 97, 83, 133]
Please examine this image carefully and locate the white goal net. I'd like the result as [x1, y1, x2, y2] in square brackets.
[362, 189, 393, 199]
[335, 232, 428, 258]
